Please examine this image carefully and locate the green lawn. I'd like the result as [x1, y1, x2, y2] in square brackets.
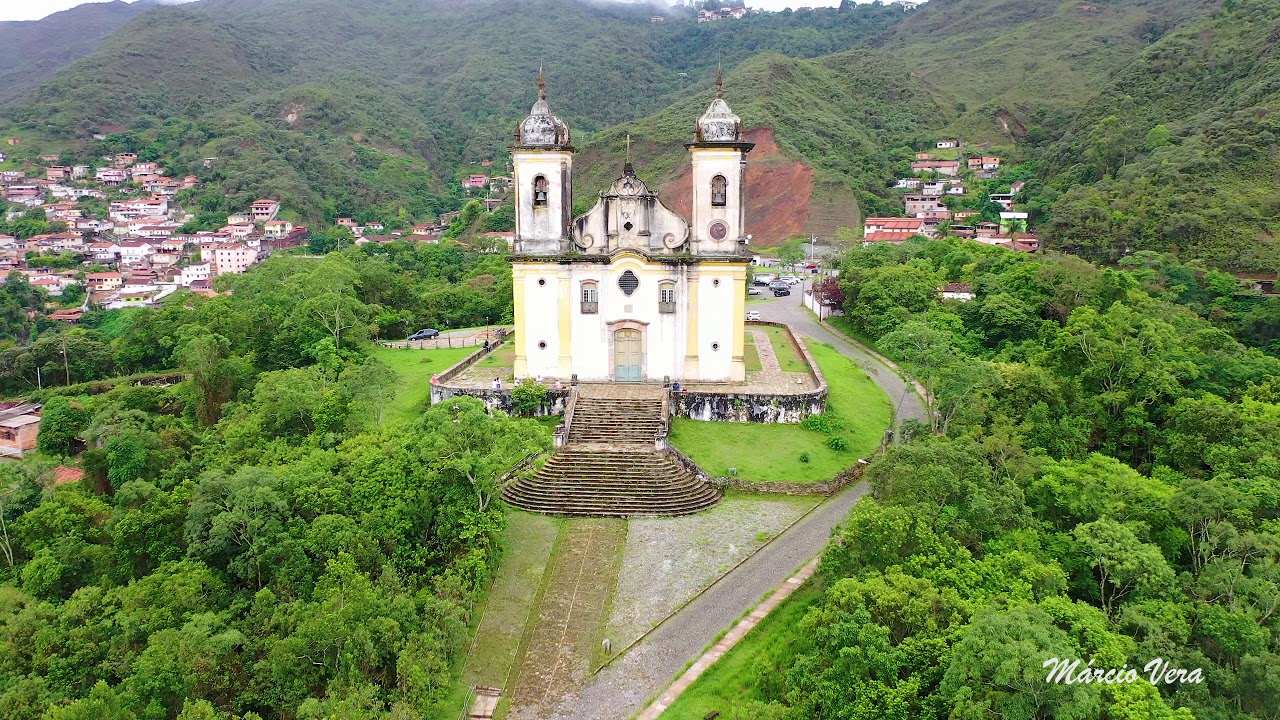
[476, 344, 515, 369]
[660, 578, 823, 719]
[372, 345, 478, 426]
[670, 342, 891, 482]
[763, 326, 804, 371]
[743, 332, 762, 372]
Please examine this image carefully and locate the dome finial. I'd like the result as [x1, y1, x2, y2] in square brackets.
[716, 63, 723, 99]
[538, 61, 546, 100]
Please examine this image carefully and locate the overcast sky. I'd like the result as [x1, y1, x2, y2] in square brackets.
[1, 0, 861, 23]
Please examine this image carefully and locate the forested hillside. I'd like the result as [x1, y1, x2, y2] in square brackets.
[674, 239, 1280, 719]
[0, 0, 152, 105]
[0, 0, 906, 225]
[1039, 0, 1280, 269]
[0, 243, 536, 719]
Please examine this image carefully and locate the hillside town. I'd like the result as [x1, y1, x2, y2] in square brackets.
[863, 139, 1038, 253]
[0, 148, 315, 319]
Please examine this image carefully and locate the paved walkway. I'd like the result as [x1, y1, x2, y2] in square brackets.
[544, 482, 870, 720]
[636, 555, 820, 719]
[759, 293, 928, 429]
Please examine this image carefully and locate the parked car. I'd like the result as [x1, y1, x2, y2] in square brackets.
[773, 288, 791, 297]
[747, 286, 762, 295]
[779, 274, 798, 284]
[746, 310, 762, 321]
[408, 328, 440, 340]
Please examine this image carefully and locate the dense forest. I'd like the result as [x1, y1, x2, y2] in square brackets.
[710, 239, 1280, 718]
[0, 243, 535, 719]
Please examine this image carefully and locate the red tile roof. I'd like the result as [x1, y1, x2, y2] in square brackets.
[52, 466, 85, 484]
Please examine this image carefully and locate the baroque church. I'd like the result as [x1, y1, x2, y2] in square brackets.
[511, 69, 754, 383]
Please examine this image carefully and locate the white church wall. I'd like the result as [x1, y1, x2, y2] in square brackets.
[690, 147, 745, 254]
[512, 150, 572, 253]
[517, 268, 563, 379]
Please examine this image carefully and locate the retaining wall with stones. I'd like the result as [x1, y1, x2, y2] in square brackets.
[428, 339, 568, 417]
[670, 321, 827, 423]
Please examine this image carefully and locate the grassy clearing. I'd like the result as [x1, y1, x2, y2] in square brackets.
[440, 511, 560, 719]
[743, 332, 762, 372]
[670, 341, 891, 482]
[476, 344, 515, 369]
[372, 345, 477, 426]
[764, 326, 804, 371]
[660, 578, 823, 720]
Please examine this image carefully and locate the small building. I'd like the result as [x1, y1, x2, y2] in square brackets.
[0, 403, 42, 458]
[936, 140, 960, 150]
[967, 155, 1002, 172]
[87, 272, 124, 291]
[251, 199, 281, 222]
[863, 217, 925, 236]
[910, 160, 961, 177]
[940, 282, 975, 302]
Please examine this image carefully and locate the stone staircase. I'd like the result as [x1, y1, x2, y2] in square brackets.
[503, 385, 720, 517]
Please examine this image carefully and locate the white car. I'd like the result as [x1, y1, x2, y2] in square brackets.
[746, 310, 762, 321]
[780, 275, 800, 285]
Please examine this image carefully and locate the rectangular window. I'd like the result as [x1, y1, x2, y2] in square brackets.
[659, 285, 675, 314]
[581, 284, 598, 314]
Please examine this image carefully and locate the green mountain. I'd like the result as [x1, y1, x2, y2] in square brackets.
[1039, 0, 1280, 269]
[9, 0, 1276, 267]
[0, 0, 906, 227]
[0, 0, 154, 105]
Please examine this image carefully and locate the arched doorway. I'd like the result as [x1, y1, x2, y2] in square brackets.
[614, 328, 643, 381]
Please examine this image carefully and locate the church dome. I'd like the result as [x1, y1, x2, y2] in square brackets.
[515, 69, 571, 148]
[695, 68, 741, 143]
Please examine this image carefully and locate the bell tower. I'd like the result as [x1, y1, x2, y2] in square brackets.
[687, 67, 753, 255]
[512, 67, 574, 254]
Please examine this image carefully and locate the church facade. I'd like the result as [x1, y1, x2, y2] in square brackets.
[511, 70, 754, 383]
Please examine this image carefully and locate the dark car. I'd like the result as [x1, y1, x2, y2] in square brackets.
[408, 328, 440, 340]
[773, 288, 791, 297]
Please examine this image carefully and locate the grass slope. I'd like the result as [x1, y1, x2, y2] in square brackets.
[660, 578, 824, 719]
[371, 344, 476, 426]
[670, 342, 892, 483]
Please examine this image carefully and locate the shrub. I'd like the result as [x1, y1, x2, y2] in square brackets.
[826, 436, 850, 452]
[510, 378, 548, 417]
[799, 451, 811, 463]
[801, 413, 844, 434]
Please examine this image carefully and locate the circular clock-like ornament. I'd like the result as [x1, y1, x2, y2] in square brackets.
[708, 221, 729, 241]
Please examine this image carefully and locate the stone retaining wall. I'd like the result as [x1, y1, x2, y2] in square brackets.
[670, 321, 827, 423]
[429, 339, 568, 416]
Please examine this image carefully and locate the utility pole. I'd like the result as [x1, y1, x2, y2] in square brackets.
[61, 336, 70, 386]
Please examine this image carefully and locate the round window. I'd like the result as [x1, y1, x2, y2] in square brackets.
[713, 278, 720, 287]
[538, 341, 547, 349]
[711, 342, 721, 351]
[538, 278, 546, 286]
[618, 270, 639, 296]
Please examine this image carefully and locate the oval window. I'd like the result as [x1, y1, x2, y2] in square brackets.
[618, 270, 639, 296]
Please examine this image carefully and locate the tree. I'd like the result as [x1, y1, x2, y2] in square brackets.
[37, 396, 89, 456]
[174, 330, 239, 426]
[1074, 518, 1175, 615]
[941, 604, 1101, 720]
[416, 397, 548, 513]
[777, 237, 806, 268]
